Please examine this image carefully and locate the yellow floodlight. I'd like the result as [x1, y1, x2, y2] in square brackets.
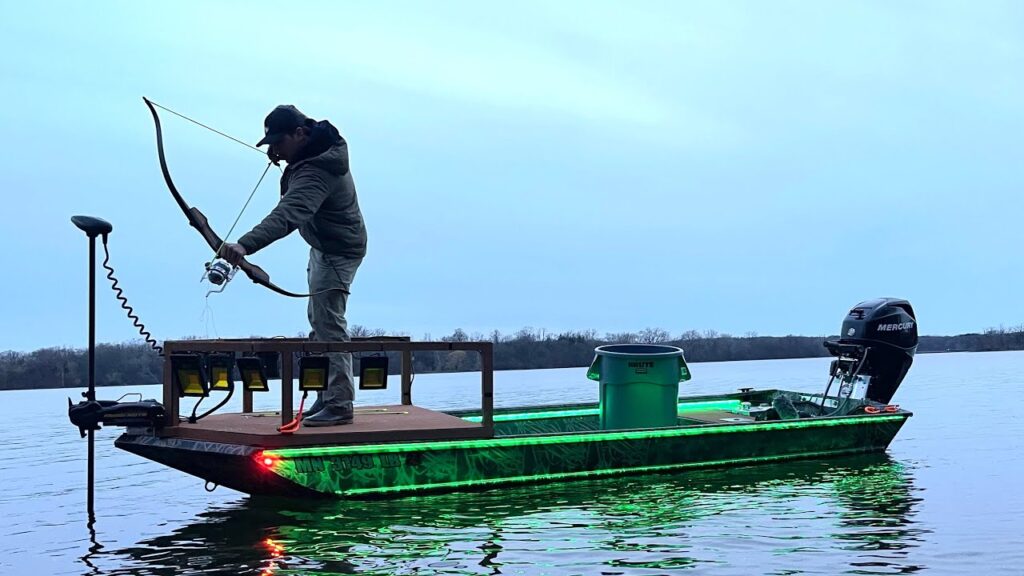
[170, 354, 208, 398]
[359, 355, 389, 390]
[236, 357, 270, 392]
[299, 356, 330, 391]
[207, 354, 235, 391]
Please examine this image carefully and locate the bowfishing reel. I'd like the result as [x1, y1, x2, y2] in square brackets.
[203, 258, 237, 295]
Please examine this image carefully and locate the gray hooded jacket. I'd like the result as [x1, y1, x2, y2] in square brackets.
[238, 125, 367, 259]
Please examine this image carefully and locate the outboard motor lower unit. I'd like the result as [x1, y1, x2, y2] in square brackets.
[824, 298, 918, 405]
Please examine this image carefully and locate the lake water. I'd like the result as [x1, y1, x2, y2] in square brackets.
[2, 350, 1022, 575]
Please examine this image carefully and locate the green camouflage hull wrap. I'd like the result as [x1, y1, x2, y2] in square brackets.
[262, 413, 909, 498]
[116, 392, 911, 499]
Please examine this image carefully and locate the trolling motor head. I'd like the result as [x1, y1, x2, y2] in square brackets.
[824, 298, 918, 404]
[71, 215, 113, 238]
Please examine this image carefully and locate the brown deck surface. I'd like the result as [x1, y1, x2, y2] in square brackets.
[161, 405, 488, 448]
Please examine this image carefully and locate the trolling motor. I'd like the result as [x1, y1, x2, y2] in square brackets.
[822, 298, 918, 409]
[68, 396, 166, 437]
[67, 215, 170, 518]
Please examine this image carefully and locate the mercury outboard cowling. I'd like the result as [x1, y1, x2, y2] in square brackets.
[823, 298, 918, 404]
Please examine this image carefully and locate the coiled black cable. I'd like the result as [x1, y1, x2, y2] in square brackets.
[100, 236, 163, 356]
[98, 235, 236, 423]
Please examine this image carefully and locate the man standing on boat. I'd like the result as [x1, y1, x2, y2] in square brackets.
[218, 105, 367, 427]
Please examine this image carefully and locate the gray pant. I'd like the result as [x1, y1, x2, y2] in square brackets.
[307, 248, 363, 412]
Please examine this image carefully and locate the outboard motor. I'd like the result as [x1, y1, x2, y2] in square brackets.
[823, 298, 918, 405]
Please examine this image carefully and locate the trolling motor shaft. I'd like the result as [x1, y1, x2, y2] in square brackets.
[69, 215, 114, 518]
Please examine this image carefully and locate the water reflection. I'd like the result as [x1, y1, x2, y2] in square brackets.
[80, 515, 105, 576]
[831, 461, 929, 574]
[89, 454, 926, 575]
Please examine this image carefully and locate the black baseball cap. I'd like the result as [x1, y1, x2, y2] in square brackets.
[256, 105, 309, 147]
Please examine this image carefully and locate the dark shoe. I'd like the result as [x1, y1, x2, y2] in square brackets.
[301, 396, 325, 419]
[303, 405, 354, 427]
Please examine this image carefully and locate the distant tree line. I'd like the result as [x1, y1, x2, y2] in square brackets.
[3, 325, 1024, 391]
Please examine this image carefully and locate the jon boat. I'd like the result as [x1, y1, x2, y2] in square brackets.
[71, 298, 919, 499]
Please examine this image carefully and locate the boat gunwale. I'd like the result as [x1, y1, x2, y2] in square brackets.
[446, 389, 907, 419]
[264, 409, 910, 458]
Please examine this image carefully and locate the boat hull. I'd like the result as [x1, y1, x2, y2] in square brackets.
[116, 411, 909, 499]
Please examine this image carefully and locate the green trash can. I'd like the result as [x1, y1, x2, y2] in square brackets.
[587, 344, 692, 430]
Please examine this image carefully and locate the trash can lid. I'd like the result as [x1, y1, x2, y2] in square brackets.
[594, 344, 684, 358]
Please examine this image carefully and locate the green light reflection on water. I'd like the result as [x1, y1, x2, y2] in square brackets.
[104, 454, 926, 575]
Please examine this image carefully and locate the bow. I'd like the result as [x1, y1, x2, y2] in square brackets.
[143, 97, 313, 298]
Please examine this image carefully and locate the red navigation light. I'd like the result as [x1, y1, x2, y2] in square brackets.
[256, 452, 278, 469]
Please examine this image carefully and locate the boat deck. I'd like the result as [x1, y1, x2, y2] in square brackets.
[681, 410, 756, 425]
[160, 405, 488, 448]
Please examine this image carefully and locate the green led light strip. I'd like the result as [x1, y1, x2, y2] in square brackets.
[266, 414, 906, 459]
[338, 446, 880, 497]
[461, 399, 743, 423]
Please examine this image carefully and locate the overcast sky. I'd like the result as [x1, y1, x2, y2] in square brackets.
[1, 1, 1022, 351]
